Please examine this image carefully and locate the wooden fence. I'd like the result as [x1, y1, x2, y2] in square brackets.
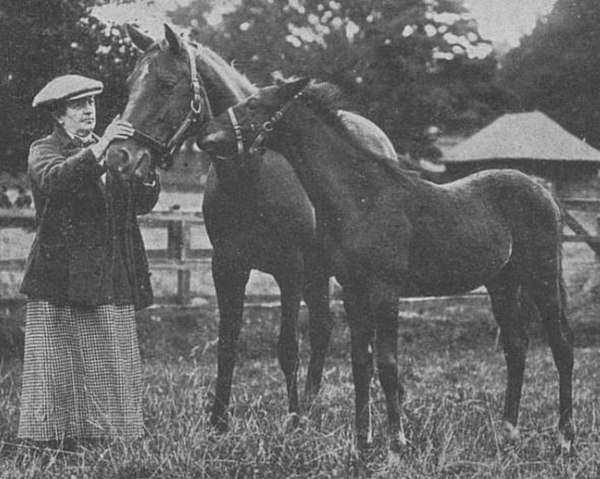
[0, 209, 210, 304]
[1, 198, 600, 304]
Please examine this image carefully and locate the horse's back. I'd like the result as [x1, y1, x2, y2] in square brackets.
[449, 169, 560, 223]
[443, 169, 563, 251]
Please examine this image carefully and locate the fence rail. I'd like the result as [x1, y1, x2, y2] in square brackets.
[0, 208, 210, 304]
[1, 197, 600, 304]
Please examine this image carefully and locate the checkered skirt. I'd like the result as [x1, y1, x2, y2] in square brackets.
[18, 301, 143, 440]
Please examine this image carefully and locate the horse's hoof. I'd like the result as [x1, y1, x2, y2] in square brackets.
[500, 420, 520, 444]
[390, 430, 407, 454]
[386, 448, 402, 469]
[210, 415, 229, 434]
[283, 412, 301, 432]
[557, 430, 576, 458]
[356, 435, 374, 455]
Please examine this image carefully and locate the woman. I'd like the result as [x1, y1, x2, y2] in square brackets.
[18, 74, 160, 448]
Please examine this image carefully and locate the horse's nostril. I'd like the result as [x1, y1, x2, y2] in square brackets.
[133, 151, 151, 181]
[118, 149, 130, 164]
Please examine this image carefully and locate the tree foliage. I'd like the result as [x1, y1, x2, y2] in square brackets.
[500, 0, 600, 148]
[0, 0, 137, 173]
[174, 0, 506, 159]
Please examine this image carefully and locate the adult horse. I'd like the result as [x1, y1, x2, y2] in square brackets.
[104, 24, 398, 431]
[197, 78, 575, 454]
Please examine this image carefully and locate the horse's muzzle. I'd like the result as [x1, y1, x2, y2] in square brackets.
[197, 130, 232, 157]
[105, 143, 153, 182]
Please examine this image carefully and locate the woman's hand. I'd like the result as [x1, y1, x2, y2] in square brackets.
[91, 115, 134, 159]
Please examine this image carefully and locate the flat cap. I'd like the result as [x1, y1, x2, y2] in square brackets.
[32, 75, 104, 108]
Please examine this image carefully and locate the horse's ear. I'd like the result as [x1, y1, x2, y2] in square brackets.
[126, 24, 154, 51]
[292, 77, 310, 91]
[278, 77, 310, 100]
[164, 24, 184, 55]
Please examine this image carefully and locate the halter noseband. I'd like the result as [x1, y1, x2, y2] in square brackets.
[130, 43, 205, 168]
[218, 90, 305, 161]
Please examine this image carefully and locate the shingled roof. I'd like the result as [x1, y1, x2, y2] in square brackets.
[445, 111, 600, 164]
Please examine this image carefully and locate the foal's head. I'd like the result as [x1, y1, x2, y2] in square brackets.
[197, 77, 310, 160]
[105, 24, 211, 182]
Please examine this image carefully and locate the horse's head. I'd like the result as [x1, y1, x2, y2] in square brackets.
[197, 77, 309, 160]
[105, 24, 211, 182]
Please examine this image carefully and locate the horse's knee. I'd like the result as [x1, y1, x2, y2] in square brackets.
[277, 334, 299, 368]
[500, 327, 529, 361]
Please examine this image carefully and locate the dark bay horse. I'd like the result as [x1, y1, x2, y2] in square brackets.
[105, 25, 398, 431]
[197, 78, 575, 454]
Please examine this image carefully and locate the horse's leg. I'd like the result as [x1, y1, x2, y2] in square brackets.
[486, 274, 529, 444]
[210, 252, 250, 433]
[343, 284, 374, 451]
[370, 283, 405, 453]
[526, 275, 575, 452]
[273, 254, 303, 419]
[302, 247, 333, 405]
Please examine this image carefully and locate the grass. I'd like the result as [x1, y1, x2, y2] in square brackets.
[1, 299, 600, 478]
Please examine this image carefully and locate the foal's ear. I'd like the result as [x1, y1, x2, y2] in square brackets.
[164, 24, 184, 55]
[278, 77, 310, 100]
[126, 24, 155, 51]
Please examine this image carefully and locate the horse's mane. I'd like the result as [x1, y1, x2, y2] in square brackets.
[300, 81, 417, 182]
[194, 44, 257, 100]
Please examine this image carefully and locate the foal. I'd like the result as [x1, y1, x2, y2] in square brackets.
[198, 78, 575, 454]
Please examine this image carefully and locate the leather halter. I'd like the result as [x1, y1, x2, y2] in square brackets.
[217, 90, 305, 161]
[130, 44, 204, 168]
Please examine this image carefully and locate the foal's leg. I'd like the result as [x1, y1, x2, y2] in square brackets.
[302, 248, 333, 405]
[526, 277, 574, 451]
[486, 277, 529, 444]
[273, 255, 304, 419]
[371, 284, 405, 453]
[210, 253, 250, 432]
[343, 285, 375, 451]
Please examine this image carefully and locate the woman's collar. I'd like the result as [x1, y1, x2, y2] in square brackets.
[57, 124, 97, 146]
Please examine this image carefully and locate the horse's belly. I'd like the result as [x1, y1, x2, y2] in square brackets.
[405, 228, 512, 295]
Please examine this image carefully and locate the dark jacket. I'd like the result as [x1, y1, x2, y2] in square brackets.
[20, 127, 160, 310]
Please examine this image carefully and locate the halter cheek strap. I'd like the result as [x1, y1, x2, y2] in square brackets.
[210, 106, 257, 161]
[248, 91, 305, 155]
[227, 107, 245, 158]
[213, 90, 305, 162]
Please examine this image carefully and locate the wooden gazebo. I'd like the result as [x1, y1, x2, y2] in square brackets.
[443, 111, 600, 199]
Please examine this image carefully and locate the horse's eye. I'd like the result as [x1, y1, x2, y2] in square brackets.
[159, 79, 177, 92]
[247, 97, 258, 110]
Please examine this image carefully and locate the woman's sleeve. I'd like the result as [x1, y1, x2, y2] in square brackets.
[29, 141, 105, 197]
[131, 172, 161, 215]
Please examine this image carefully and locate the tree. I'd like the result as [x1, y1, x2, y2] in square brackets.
[500, 0, 600, 148]
[172, 0, 505, 159]
[0, 0, 137, 174]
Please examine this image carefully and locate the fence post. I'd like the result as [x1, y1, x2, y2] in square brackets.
[167, 219, 191, 304]
[596, 215, 600, 261]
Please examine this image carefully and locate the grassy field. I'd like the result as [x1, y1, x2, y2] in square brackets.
[1, 297, 599, 478]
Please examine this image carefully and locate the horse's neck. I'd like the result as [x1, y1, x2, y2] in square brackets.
[194, 48, 260, 195]
[195, 49, 257, 115]
[271, 106, 393, 222]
